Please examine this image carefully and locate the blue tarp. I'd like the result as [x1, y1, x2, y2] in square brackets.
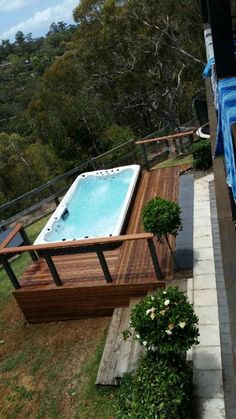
[215, 78, 236, 199]
[202, 57, 215, 78]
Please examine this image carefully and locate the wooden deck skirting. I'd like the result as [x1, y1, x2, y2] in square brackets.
[1, 167, 180, 323]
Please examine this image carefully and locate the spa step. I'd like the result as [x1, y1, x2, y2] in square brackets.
[96, 297, 145, 386]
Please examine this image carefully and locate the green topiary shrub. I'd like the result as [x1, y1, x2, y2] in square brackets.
[192, 139, 212, 170]
[142, 197, 182, 267]
[142, 197, 182, 241]
[124, 287, 199, 355]
[116, 355, 192, 419]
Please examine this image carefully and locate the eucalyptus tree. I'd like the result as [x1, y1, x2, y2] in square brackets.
[71, 0, 204, 133]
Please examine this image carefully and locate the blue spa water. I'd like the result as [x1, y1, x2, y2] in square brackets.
[45, 168, 134, 242]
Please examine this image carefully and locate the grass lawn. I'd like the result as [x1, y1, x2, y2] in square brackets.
[154, 154, 193, 169]
[0, 216, 119, 419]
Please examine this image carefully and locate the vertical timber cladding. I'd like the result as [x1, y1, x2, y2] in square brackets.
[207, 0, 236, 78]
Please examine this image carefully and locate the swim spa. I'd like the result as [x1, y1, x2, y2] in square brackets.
[34, 164, 140, 244]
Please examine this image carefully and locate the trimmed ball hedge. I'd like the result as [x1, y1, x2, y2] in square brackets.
[192, 139, 212, 170]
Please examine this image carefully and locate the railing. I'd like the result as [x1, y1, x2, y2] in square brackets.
[135, 130, 196, 171]
[0, 225, 163, 289]
[0, 138, 142, 229]
[0, 224, 38, 290]
[0, 123, 197, 229]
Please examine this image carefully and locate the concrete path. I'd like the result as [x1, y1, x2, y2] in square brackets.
[191, 173, 225, 418]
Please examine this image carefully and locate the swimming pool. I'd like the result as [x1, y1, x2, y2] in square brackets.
[34, 165, 140, 244]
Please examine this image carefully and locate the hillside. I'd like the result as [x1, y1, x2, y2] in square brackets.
[0, 0, 205, 205]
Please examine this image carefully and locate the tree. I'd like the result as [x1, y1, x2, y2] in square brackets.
[0, 39, 12, 60]
[71, 0, 204, 133]
[142, 197, 182, 268]
[15, 31, 25, 45]
[25, 33, 33, 43]
[0, 132, 62, 202]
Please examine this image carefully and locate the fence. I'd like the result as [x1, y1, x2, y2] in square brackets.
[0, 122, 197, 230]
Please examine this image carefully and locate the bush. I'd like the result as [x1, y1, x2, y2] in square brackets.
[124, 287, 199, 355]
[192, 139, 212, 170]
[142, 197, 182, 242]
[116, 355, 192, 419]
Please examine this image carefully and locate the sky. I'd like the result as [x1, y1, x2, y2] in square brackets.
[0, 0, 79, 42]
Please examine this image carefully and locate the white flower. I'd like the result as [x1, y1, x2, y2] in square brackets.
[159, 310, 166, 316]
[165, 330, 172, 336]
[143, 341, 147, 346]
[150, 345, 158, 352]
[179, 321, 186, 329]
[164, 299, 170, 306]
[168, 323, 175, 330]
[163, 291, 167, 294]
[146, 307, 156, 320]
[129, 319, 132, 325]
[136, 334, 140, 339]
[151, 296, 155, 300]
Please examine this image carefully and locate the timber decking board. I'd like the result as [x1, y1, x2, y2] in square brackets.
[115, 167, 179, 283]
[20, 251, 119, 287]
[13, 168, 179, 322]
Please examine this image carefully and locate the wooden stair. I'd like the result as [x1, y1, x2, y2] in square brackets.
[96, 297, 145, 386]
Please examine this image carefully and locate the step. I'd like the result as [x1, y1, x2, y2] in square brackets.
[96, 297, 144, 386]
[115, 298, 145, 379]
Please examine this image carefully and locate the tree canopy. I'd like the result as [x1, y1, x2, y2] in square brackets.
[0, 1, 205, 205]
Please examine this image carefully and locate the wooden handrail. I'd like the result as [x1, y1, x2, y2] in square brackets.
[135, 130, 195, 145]
[0, 223, 23, 250]
[0, 232, 154, 255]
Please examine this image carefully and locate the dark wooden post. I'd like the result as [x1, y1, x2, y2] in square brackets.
[208, 0, 236, 78]
[42, 252, 62, 286]
[189, 133, 194, 145]
[96, 248, 112, 283]
[131, 141, 136, 164]
[147, 238, 163, 279]
[201, 0, 209, 24]
[20, 227, 38, 262]
[141, 144, 150, 171]
[0, 255, 21, 289]
[178, 137, 184, 154]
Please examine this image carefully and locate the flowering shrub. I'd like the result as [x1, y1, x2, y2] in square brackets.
[124, 287, 199, 355]
[116, 355, 192, 419]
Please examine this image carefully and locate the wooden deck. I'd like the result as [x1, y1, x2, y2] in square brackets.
[12, 167, 180, 323]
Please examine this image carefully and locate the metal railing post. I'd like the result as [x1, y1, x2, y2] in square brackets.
[147, 238, 163, 279]
[0, 255, 21, 289]
[42, 253, 62, 286]
[96, 248, 112, 283]
[50, 185, 60, 206]
[190, 133, 194, 145]
[91, 158, 97, 170]
[141, 144, 150, 171]
[20, 227, 38, 262]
